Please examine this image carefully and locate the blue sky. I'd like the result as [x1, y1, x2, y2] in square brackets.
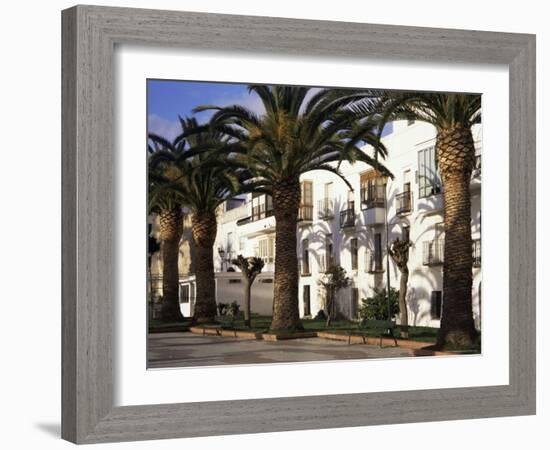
[147, 79, 392, 141]
[147, 80, 264, 141]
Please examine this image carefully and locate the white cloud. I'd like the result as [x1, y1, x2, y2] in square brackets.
[147, 113, 181, 141]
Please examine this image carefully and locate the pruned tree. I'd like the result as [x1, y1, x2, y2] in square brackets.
[318, 265, 350, 327]
[231, 255, 265, 328]
[389, 237, 412, 338]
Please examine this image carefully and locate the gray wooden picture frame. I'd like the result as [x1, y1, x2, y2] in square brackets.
[61, 4, 536, 444]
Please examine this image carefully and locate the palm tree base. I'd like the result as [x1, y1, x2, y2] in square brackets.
[159, 303, 185, 323]
[435, 327, 478, 350]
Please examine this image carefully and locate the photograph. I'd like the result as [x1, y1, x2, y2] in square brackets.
[146, 80, 482, 368]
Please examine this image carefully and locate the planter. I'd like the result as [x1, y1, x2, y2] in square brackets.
[189, 326, 262, 339]
[262, 331, 318, 341]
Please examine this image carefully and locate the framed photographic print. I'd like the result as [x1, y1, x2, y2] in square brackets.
[62, 4, 536, 444]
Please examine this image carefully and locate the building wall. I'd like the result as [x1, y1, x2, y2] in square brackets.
[177, 120, 483, 328]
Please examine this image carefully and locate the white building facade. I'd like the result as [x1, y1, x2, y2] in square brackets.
[177, 120, 482, 329]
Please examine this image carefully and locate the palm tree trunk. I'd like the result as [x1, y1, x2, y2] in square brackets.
[271, 180, 303, 331]
[436, 126, 477, 348]
[399, 268, 409, 338]
[191, 211, 218, 324]
[159, 208, 184, 322]
[244, 280, 252, 328]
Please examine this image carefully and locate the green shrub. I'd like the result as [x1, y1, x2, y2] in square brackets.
[228, 301, 241, 316]
[359, 287, 399, 320]
[217, 302, 229, 316]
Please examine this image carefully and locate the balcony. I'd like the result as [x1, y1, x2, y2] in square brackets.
[298, 204, 313, 224]
[362, 185, 386, 225]
[340, 202, 356, 229]
[473, 238, 481, 268]
[361, 185, 385, 210]
[396, 190, 412, 215]
[317, 198, 334, 220]
[423, 240, 444, 266]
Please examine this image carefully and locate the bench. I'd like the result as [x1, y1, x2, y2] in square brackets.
[199, 313, 245, 337]
[348, 319, 398, 347]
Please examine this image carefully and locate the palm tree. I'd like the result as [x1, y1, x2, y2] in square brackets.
[195, 85, 388, 331]
[339, 91, 481, 348]
[149, 118, 245, 324]
[148, 138, 186, 323]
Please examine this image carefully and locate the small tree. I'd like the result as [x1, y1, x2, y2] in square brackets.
[389, 237, 413, 337]
[231, 255, 265, 328]
[318, 265, 350, 327]
[359, 287, 399, 321]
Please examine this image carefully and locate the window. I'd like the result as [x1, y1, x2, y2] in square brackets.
[301, 239, 310, 275]
[374, 233, 383, 271]
[251, 193, 273, 221]
[239, 236, 246, 251]
[418, 146, 441, 198]
[324, 234, 334, 271]
[351, 238, 358, 270]
[324, 182, 333, 199]
[226, 232, 234, 253]
[257, 236, 275, 263]
[431, 291, 442, 319]
[351, 287, 359, 318]
[347, 190, 354, 209]
[301, 180, 313, 206]
[360, 170, 385, 208]
[303, 285, 311, 316]
[299, 181, 313, 220]
[402, 225, 410, 243]
[180, 284, 190, 303]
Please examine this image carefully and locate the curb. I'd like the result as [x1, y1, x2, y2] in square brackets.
[262, 331, 318, 341]
[189, 326, 263, 340]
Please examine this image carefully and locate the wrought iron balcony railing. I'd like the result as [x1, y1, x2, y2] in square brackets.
[472, 238, 481, 267]
[340, 202, 355, 228]
[396, 190, 412, 215]
[361, 185, 385, 209]
[298, 204, 313, 222]
[317, 198, 334, 219]
[423, 239, 444, 266]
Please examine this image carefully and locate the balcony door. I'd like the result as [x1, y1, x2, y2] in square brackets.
[324, 182, 333, 200]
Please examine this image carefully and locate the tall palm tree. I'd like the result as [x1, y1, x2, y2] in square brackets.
[149, 118, 245, 324]
[195, 86, 388, 331]
[339, 91, 481, 348]
[148, 137, 186, 323]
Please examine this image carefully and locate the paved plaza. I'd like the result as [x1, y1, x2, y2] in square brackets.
[147, 332, 413, 368]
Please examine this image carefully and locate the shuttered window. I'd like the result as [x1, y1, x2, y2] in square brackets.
[351, 238, 358, 270]
[430, 290, 442, 319]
